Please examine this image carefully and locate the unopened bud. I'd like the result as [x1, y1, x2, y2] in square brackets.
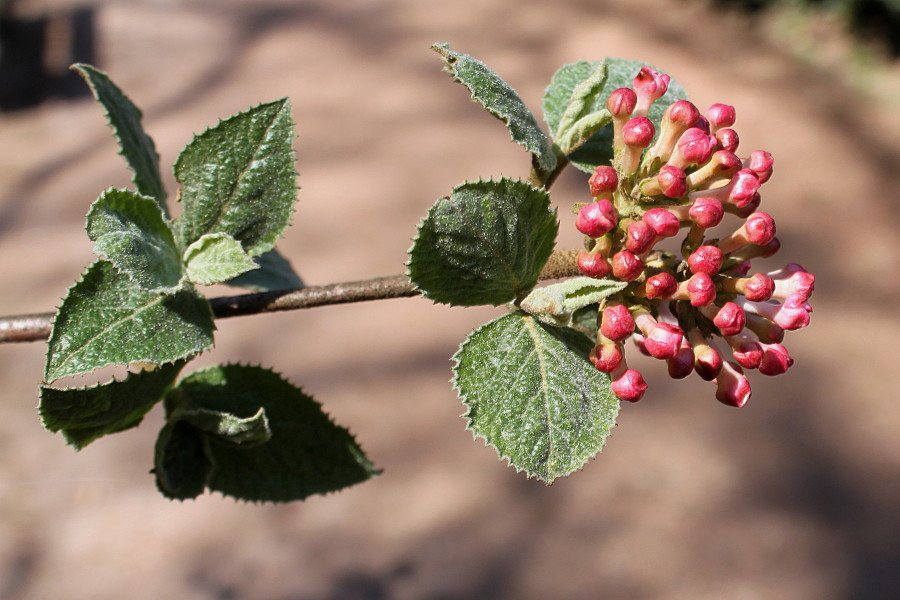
[632, 67, 670, 117]
[768, 263, 815, 300]
[688, 245, 724, 275]
[721, 273, 775, 301]
[644, 271, 678, 299]
[640, 165, 687, 198]
[634, 310, 684, 360]
[726, 331, 763, 369]
[589, 166, 619, 197]
[642, 207, 681, 237]
[758, 343, 793, 376]
[606, 87, 638, 117]
[710, 301, 746, 336]
[625, 220, 657, 254]
[718, 211, 776, 254]
[577, 250, 611, 278]
[576, 199, 618, 238]
[715, 361, 752, 407]
[611, 368, 648, 402]
[646, 101, 700, 164]
[667, 338, 695, 379]
[600, 303, 635, 342]
[590, 339, 624, 373]
[684, 272, 716, 306]
[715, 128, 740, 153]
[706, 103, 736, 131]
[745, 150, 774, 183]
[686, 150, 741, 189]
[670, 127, 717, 169]
[688, 197, 725, 229]
[611, 250, 644, 281]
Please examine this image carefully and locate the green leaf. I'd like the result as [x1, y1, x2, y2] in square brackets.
[183, 233, 259, 286]
[155, 365, 378, 502]
[432, 43, 556, 174]
[86, 188, 183, 292]
[170, 403, 272, 446]
[45, 261, 215, 382]
[408, 178, 557, 306]
[542, 58, 689, 173]
[454, 312, 620, 483]
[40, 362, 184, 449]
[224, 249, 304, 292]
[175, 99, 297, 256]
[72, 64, 168, 214]
[519, 276, 628, 328]
[154, 420, 211, 500]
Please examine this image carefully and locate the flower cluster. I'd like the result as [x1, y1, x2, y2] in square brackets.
[577, 67, 814, 406]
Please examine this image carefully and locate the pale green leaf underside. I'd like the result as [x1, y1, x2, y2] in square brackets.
[72, 64, 168, 214]
[45, 260, 215, 382]
[40, 362, 184, 449]
[175, 99, 297, 256]
[172, 406, 271, 446]
[520, 277, 628, 327]
[543, 58, 689, 173]
[454, 312, 620, 483]
[86, 188, 183, 292]
[408, 178, 557, 306]
[432, 43, 556, 174]
[156, 365, 378, 502]
[225, 249, 304, 292]
[183, 232, 259, 286]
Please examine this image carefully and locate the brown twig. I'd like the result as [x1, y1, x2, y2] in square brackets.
[0, 250, 580, 344]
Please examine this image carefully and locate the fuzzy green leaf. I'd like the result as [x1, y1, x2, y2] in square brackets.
[39, 362, 184, 449]
[224, 249, 304, 292]
[432, 43, 556, 174]
[454, 312, 620, 483]
[86, 188, 183, 292]
[171, 405, 272, 446]
[408, 178, 557, 306]
[183, 233, 259, 286]
[175, 99, 297, 256]
[45, 261, 215, 382]
[72, 64, 168, 214]
[155, 365, 378, 502]
[543, 58, 689, 173]
[520, 277, 628, 328]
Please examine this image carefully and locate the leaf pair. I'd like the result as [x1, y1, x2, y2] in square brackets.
[413, 46, 688, 483]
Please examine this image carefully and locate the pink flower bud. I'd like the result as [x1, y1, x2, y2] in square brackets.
[743, 273, 775, 301]
[606, 87, 637, 117]
[667, 338, 695, 380]
[759, 343, 793, 376]
[740, 294, 812, 330]
[718, 211, 777, 254]
[600, 304, 635, 342]
[623, 116, 655, 147]
[688, 197, 725, 229]
[768, 263, 815, 300]
[727, 332, 763, 369]
[716, 128, 740, 153]
[688, 245, 724, 275]
[715, 361, 752, 407]
[576, 199, 618, 238]
[644, 272, 678, 300]
[667, 100, 701, 127]
[687, 272, 716, 306]
[727, 193, 762, 218]
[641, 165, 687, 198]
[670, 127, 717, 168]
[712, 301, 746, 336]
[727, 170, 761, 207]
[611, 250, 644, 282]
[692, 114, 711, 134]
[642, 207, 681, 237]
[577, 250, 611, 278]
[590, 340, 624, 373]
[746, 150, 774, 183]
[686, 150, 741, 189]
[632, 67, 670, 117]
[589, 166, 619, 197]
[625, 220, 657, 254]
[745, 312, 785, 343]
[706, 103, 736, 131]
[634, 311, 684, 360]
[646, 101, 700, 164]
[611, 368, 648, 402]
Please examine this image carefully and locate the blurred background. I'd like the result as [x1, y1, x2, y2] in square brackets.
[0, 0, 898, 598]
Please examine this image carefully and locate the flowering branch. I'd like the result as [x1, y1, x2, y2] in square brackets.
[0, 250, 581, 344]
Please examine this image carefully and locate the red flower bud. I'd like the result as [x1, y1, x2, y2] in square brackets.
[633, 67, 670, 117]
[667, 338, 695, 379]
[667, 100, 700, 127]
[600, 304, 635, 342]
[575, 199, 618, 238]
[634, 311, 684, 360]
[641, 165, 687, 198]
[623, 116, 655, 148]
[588, 166, 619, 197]
[606, 87, 637, 117]
[642, 207, 681, 238]
[686, 150, 741, 189]
[687, 272, 716, 306]
[742, 273, 775, 301]
[746, 150, 774, 183]
[727, 332, 763, 369]
[590, 340, 624, 373]
[688, 197, 725, 229]
[644, 272, 678, 299]
[707, 103, 736, 131]
[687, 245, 724, 275]
[768, 263, 815, 300]
[758, 343, 793, 376]
[718, 211, 777, 254]
[577, 250, 611, 278]
[671, 127, 717, 168]
[715, 128, 740, 153]
[611, 368, 648, 402]
[715, 361, 752, 407]
[740, 294, 812, 330]
[611, 250, 644, 281]
[712, 301, 746, 336]
[625, 220, 657, 254]
[727, 169, 761, 207]
[692, 114, 711, 134]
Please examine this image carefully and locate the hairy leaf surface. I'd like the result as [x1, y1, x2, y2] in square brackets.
[175, 99, 297, 256]
[432, 43, 556, 174]
[45, 261, 215, 381]
[520, 277, 628, 327]
[86, 188, 183, 292]
[73, 64, 168, 213]
[183, 233, 259, 286]
[408, 178, 557, 306]
[454, 312, 620, 483]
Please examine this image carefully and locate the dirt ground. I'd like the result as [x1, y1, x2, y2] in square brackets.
[0, 0, 899, 598]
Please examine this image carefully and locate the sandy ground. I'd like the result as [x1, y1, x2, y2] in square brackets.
[0, 0, 899, 598]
